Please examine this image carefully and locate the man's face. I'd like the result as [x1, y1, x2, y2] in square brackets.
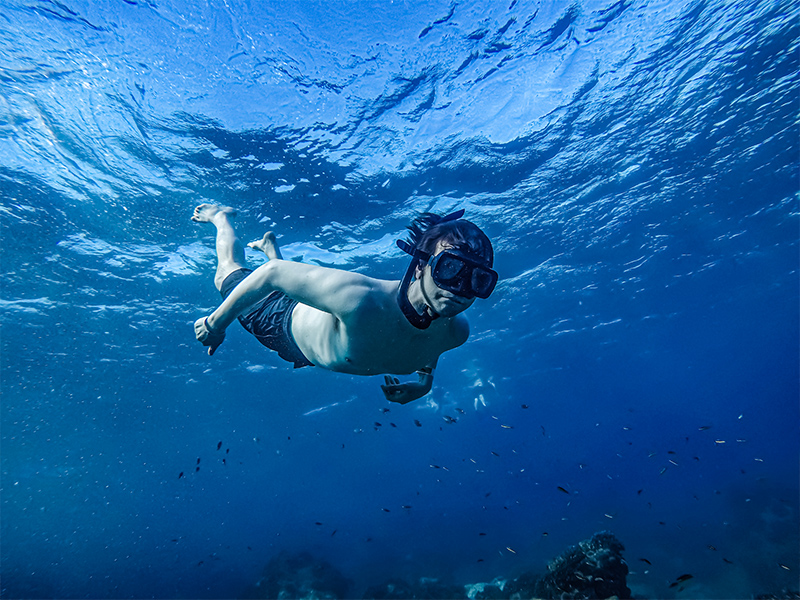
[418, 240, 477, 317]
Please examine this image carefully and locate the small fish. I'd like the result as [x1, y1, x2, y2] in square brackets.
[374, 422, 382, 427]
[382, 508, 390, 512]
[390, 423, 397, 428]
[479, 532, 487, 536]
[315, 522, 323, 526]
[506, 547, 516, 553]
[676, 574, 693, 582]
[639, 558, 651, 565]
[557, 486, 570, 495]
[542, 532, 548, 537]
[637, 489, 643, 495]
[414, 420, 422, 427]
[226, 448, 230, 454]
[660, 467, 667, 475]
[197, 458, 201, 464]
[707, 545, 716, 551]
[715, 439, 726, 444]
[521, 404, 529, 409]
[431, 464, 441, 469]
[669, 459, 679, 466]
[667, 450, 676, 455]
[623, 426, 631, 431]
[222, 458, 226, 465]
[723, 558, 733, 564]
[485, 492, 491, 497]
[648, 452, 657, 458]
[477, 558, 484, 562]
[699, 425, 711, 431]
[604, 513, 614, 519]
[381, 408, 390, 413]
[443, 415, 457, 424]
[456, 408, 465, 414]
[331, 530, 337, 536]
[401, 505, 411, 509]
[501, 424, 513, 429]
[541, 426, 546, 435]
[491, 451, 500, 457]
[178, 472, 184, 479]
[779, 563, 791, 571]
[217, 441, 222, 450]
[196, 466, 200, 472]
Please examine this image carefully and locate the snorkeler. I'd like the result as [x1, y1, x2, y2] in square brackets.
[192, 204, 497, 404]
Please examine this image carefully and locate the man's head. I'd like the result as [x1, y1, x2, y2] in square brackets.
[406, 211, 494, 269]
[401, 210, 497, 302]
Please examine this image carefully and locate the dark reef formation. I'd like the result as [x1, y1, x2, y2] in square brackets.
[523, 531, 630, 600]
[240, 531, 632, 599]
[240, 551, 352, 599]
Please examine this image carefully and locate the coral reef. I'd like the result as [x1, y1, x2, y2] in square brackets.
[521, 531, 631, 600]
[239, 551, 352, 599]
[242, 532, 631, 600]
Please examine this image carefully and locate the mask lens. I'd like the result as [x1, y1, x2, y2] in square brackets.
[471, 267, 497, 298]
[434, 254, 466, 281]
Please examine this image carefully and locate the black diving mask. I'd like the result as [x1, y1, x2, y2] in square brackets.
[427, 250, 498, 299]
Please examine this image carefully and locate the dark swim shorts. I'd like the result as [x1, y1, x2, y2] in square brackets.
[220, 268, 313, 369]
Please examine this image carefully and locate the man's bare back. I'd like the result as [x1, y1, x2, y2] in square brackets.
[192, 204, 496, 403]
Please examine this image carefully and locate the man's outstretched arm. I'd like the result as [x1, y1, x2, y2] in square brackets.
[195, 259, 378, 354]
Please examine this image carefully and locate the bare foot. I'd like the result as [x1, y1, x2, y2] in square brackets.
[248, 232, 283, 260]
[191, 203, 237, 224]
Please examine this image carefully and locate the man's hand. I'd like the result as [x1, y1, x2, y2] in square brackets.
[194, 317, 226, 356]
[381, 367, 434, 404]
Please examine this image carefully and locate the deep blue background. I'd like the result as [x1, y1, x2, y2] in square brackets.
[1, 0, 797, 598]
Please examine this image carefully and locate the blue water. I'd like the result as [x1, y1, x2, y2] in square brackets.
[1, 0, 798, 598]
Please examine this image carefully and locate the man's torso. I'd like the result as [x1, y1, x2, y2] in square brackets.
[289, 278, 467, 375]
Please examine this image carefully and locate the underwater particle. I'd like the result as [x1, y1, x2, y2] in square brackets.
[707, 545, 716, 551]
[178, 472, 184, 479]
[217, 441, 222, 450]
[557, 486, 570, 494]
[414, 420, 422, 427]
[639, 558, 651, 565]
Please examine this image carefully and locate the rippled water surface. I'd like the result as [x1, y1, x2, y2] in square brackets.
[1, 1, 798, 598]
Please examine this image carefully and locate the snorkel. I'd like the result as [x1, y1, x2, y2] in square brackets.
[396, 209, 465, 329]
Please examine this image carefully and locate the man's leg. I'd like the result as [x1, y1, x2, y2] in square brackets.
[192, 204, 246, 291]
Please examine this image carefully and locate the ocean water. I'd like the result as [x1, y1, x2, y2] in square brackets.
[1, 0, 798, 598]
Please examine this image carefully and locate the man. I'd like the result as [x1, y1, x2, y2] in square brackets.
[192, 204, 497, 404]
